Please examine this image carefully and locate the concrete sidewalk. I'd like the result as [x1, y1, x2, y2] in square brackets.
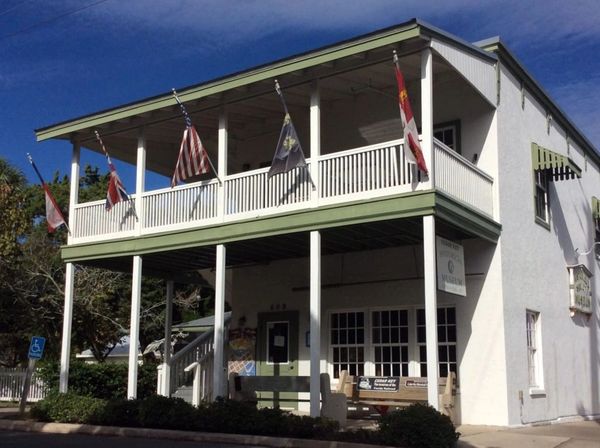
[458, 420, 600, 447]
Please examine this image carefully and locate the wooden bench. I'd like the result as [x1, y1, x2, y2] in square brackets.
[228, 373, 347, 425]
[337, 371, 456, 421]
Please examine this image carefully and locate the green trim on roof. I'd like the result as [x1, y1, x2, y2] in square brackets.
[36, 25, 420, 142]
[532, 142, 581, 181]
[479, 39, 600, 168]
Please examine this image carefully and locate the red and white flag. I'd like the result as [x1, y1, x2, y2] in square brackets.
[171, 125, 210, 187]
[27, 154, 68, 233]
[43, 184, 67, 232]
[394, 64, 428, 175]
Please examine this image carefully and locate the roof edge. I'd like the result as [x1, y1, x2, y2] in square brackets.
[477, 37, 600, 165]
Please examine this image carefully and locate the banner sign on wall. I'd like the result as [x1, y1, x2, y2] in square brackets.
[436, 236, 466, 297]
[568, 264, 592, 315]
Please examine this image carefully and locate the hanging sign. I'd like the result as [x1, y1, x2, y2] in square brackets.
[436, 236, 466, 296]
[568, 264, 592, 315]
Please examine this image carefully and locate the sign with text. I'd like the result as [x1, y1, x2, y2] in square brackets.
[357, 376, 400, 392]
[436, 236, 466, 296]
[28, 336, 46, 360]
[568, 264, 592, 315]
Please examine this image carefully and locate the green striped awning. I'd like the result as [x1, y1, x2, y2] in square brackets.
[593, 197, 600, 220]
[532, 143, 582, 181]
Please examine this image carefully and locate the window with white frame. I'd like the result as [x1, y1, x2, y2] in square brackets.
[330, 311, 365, 379]
[330, 307, 457, 379]
[534, 170, 549, 223]
[526, 310, 543, 388]
[372, 309, 409, 376]
[434, 122, 460, 153]
[416, 307, 457, 378]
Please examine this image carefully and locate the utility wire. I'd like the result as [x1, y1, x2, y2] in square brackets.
[0, 0, 34, 18]
[0, 0, 112, 42]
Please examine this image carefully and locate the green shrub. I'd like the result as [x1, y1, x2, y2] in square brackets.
[94, 398, 140, 427]
[30, 391, 105, 424]
[378, 403, 459, 448]
[37, 361, 157, 399]
[137, 395, 198, 430]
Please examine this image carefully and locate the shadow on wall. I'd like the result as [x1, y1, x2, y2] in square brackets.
[552, 184, 600, 417]
[457, 238, 498, 424]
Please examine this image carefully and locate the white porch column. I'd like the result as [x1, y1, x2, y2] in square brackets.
[162, 280, 174, 396]
[59, 262, 75, 393]
[127, 255, 143, 399]
[421, 47, 434, 187]
[310, 81, 320, 205]
[309, 230, 322, 417]
[135, 128, 146, 233]
[217, 109, 228, 219]
[67, 138, 80, 243]
[423, 215, 439, 409]
[213, 244, 226, 399]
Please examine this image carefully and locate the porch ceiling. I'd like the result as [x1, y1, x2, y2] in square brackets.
[43, 42, 462, 178]
[79, 216, 473, 279]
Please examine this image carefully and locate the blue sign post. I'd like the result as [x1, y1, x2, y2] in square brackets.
[20, 336, 46, 414]
[28, 336, 46, 360]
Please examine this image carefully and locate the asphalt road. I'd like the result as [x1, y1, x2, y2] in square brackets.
[0, 430, 267, 448]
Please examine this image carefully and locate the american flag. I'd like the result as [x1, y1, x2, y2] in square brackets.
[171, 124, 210, 187]
[105, 156, 129, 210]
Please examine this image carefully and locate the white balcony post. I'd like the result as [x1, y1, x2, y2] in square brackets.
[67, 138, 80, 243]
[213, 244, 226, 399]
[218, 109, 228, 219]
[421, 47, 434, 188]
[127, 255, 143, 399]
[309, 230, 321, 417]
[310, 80, 320, 206]
[135, 128, 146, 233]
[423, 215, 439, 409]
[59, 262, 75, 393]
[162, 280, 174, 396]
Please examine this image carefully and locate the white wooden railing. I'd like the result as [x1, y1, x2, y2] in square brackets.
[434, 140, 494, 217]
[166, 330, 215, 400]
[0, 368, 47, 402]
[71, 138, 494, 242]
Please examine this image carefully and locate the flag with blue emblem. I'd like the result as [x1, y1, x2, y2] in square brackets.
[268, 80, 309, 178]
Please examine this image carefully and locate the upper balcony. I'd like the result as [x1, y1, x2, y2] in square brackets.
[35, 21, 501, 252]
[70, 137, 494, 244]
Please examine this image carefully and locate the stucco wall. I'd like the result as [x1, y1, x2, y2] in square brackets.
[496, 63, 600, 425]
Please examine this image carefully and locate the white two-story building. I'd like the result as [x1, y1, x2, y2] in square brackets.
[36, 19, 599, 426]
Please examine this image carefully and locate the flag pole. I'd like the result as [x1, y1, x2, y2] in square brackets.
[94, 131, 139, 221]
[273, 79, 316, 191]
[171, 89, 222, 185]
[26, 153, 71, 234]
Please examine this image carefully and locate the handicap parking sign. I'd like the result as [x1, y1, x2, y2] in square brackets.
[28, 336, 46, 360]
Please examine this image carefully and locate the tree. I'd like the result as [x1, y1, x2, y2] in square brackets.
[0, 158, 204, 366]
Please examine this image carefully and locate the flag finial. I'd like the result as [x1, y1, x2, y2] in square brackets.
[274, 79, 281, 96]
[172, 88, 192, 127]
[392, 49, 399, 65]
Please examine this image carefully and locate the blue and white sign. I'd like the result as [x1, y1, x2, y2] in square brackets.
[436, 236, 466, 296]
[28, 336, 46, 360]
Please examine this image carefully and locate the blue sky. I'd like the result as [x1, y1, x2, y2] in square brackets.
[1, 0, 599, 192]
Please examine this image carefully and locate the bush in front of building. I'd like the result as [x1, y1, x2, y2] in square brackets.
[31, 395, 459, 447]
[378, 403, 459, 448]
[37, 361, 157, 399]
[30, 391, 106, 424]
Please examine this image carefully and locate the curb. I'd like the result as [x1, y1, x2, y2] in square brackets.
[0, 419, 392, 448]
